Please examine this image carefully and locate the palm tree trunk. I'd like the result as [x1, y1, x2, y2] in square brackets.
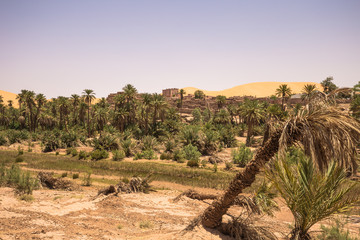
[201, 128, 299, 228]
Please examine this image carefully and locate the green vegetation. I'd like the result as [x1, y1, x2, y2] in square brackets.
[0, 150, 235, 189]
[268, 155, 359, 240]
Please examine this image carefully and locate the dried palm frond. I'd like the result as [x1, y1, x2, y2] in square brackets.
[279, 107, 360, 174]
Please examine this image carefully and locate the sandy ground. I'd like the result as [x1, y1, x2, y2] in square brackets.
[183, 82, 323, 98]
[0, 180, 359, 240]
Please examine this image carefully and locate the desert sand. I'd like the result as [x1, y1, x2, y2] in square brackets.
[0, 90, 18, 108]
[183, 82, 322, 98]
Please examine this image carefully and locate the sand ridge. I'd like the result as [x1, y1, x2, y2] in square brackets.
[183, 81, 323, 98]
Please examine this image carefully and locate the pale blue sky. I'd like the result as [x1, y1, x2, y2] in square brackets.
[1, 0, 359, 98]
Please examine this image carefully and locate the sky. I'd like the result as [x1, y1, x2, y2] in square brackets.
[1, 0, 360, 98]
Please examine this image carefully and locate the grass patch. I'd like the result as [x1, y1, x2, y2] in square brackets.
[139, 221, 153, 229]
[0, 150, 236, 189]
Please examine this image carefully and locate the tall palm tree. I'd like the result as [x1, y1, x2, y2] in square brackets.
[150, 93, 167, 126]
[123, 84, 138, 125]
[24, 90, 35, 131]
[82, 89, 96, 137]
[275, 84, 292, 110]
[34, 94, 46, 131]
[179, 89, 186, 108]
[301, 84, 317, 104]
[201, 106, 360, 229]
[57, 96, 70, 131]
[70, 94, 80, 125]
[239, 99, 265, 146]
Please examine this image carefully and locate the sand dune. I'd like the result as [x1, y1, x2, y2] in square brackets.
[183, 82, 323, 98]
[0, 90, 18, 108]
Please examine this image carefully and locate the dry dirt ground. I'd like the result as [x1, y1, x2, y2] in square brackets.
[1, 181, 359, 240]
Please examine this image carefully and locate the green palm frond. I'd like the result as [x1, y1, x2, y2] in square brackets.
[268, 155, 359, 239]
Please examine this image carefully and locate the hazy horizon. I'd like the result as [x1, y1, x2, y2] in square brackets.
[1, 1, 359, 98]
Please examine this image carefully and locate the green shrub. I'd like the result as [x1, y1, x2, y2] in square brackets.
[139, 221, 153, 229]
[42, 131, 61, 152]
[15, 156, 24, 163]
[92, 134, 119, 151]
[78, 150, 87, 160]
[173, 149, 186, 163]
[72, 173, 79, 179]
[201, 159, 208, 167]
[17, 146, 24, 155]
[164, 140, 176, 153]
[112, 149, 125, 161]
[6, 130, 29, 144]
[187, 159, 199, 167]
[225, 161, 233, 170]
[183, 144, 201, 161]
[317, 219, 359, 240]
[16, 171, 38, 195]
[19, 194, 34, 202]
[142, 149, 157, 160]
[232, 144, 253, 167]
[90, 149, 109, 160]
[141, 135, 158, 151]
[82, 171, 92, 186]
[55, 151, 59, 155]
[70, 148, 78, 157]
[160, 152, 173, 160]
[60, 130, 78, 148]
[0, 134, 7, 146]
[61, 172, 68, 178]
[218, 127, 237, 148]
[121, 139, 135, 157]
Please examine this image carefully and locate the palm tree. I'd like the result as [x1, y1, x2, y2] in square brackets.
[275, 84, 292, 110]
[215, 95, 226, 109]
[82, 89, 96, 137]
[179, 89, 186, 108]
[301, 84, 317, 104]
[269, 155, 358, 240]
[150, 93, 167, 126]
[239, 99, 265, 146]
[57, 96, 69, 130]
[34, 94, 46, 131]
[24, 90, 35, 131]
[70, 94, 80, 125]
[201, 106, 360, 229]
[123, 84, 137, 125]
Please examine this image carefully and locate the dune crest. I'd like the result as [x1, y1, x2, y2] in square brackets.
[0, 90, 18, 108]
[183, 82, 322, 98]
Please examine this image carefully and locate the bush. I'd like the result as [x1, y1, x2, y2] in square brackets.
[186, 160, 199, 167]
[6, 130, 29, 144]
[82, 171, 92, 186]
[173, 149, 186, 163]
[183, 144, 201, 161]
[0, 134, 7, 146]
[60, 130, 78, 148]
[219, 127, 237, 148]
[61, 172, 68, 178]
[15, 156, 24, 163]
[17, 147, 24, 155]
[317, 219, 359, 240]
[90, 149, 109, 160]
[70, 148, 78, 157]
[164, 140, 176, 153]
[232, 144, 253, 167]
[78, 150, 87, 160]
[42, 131, 61, 152]
[121, 139, 135, 157]
[92, 134, 119, 151]
[16, 171, 38, 195]
[160, 152, 173, 160]
[225, 161, 233, 170]
[133, 149, 157, 160]
[141, 135, 158, 151]
[72, 173, 79, 179]
[112, 149, 125, 161]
